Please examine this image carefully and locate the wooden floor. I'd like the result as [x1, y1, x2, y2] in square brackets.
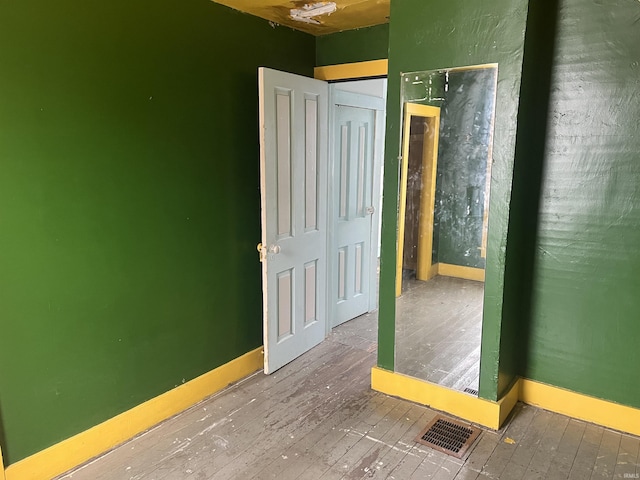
[59, 313, 640, 480]
[396, 275, 484, 392]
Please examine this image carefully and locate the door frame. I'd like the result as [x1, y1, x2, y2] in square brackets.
[314, 60, 388, 83]
[314, 60, 388, 334]
[328, 88, 386, 329]
[395, 103, 441, 296]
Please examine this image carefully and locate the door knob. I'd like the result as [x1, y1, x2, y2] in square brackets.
[366, 206, 375, 215]
[257, 243, 281, 263]
[268, 244, 281, 254]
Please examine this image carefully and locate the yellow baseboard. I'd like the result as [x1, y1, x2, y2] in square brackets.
[371, 367, 518, 430]
[5, 347, 263, 480]
[6, 351, 638, 480]
[371, 369, 640, 437]
[314, 59, 388, 81]
[437, 263, 485, 282]
[519, 378, 640, 437]
[1, 445, 6, 480]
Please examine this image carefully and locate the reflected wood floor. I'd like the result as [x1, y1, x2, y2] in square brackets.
[396, 275, 484, 392]
[59, 313, 639, 480]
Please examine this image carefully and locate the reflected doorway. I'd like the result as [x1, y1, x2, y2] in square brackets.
[396, 103, 440, 296]
[394, 65, 498, 395]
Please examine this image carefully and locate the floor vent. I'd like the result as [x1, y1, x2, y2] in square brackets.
[415, 415, 481, 459]
[464, 387, 479, 396]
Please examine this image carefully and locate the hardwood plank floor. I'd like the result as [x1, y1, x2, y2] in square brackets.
[57, 313, 639, 480]
[395, 275, 484, 392]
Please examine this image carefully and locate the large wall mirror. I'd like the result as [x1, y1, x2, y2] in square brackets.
[394, 64, 498, 396]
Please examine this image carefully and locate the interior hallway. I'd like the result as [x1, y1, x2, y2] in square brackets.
[58, 313, 640, 480]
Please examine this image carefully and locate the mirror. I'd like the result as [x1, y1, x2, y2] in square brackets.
[394, 65, 498, 395]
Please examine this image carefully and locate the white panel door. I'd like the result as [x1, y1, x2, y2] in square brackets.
[258, 68, 328, 374]
[329, 89, 385, 327]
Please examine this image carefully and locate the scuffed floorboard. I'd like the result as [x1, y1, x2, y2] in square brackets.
[58, 313, 639, 480]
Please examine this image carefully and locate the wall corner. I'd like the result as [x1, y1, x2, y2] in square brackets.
[1, 445, 6, 480]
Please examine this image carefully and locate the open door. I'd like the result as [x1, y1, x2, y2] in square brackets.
[258, 68, 329, 374]
[396, 103, 440, 296]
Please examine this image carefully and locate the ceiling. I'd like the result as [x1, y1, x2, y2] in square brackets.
[212, 0, 390, 36]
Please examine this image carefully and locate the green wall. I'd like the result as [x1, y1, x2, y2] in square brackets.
[378, 0, 529, 400]
[521, 0, 640, 408]
[399, 68, 497, 271]
[316, 24, 389, 66]
[383, 0, 640, 410]
[433, 68, 496, 270]
[0, 0, 314, 465]
[2, 0, 636, 467]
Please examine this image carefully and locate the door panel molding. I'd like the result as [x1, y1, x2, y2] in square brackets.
[259, 68, 329, 374]
[328, 86, 386, 329]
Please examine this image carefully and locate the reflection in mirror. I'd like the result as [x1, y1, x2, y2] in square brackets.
[394, 65, 498, 395]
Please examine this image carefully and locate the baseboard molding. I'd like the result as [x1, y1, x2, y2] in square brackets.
[371, 369, 640, 437]
[371, 367, 518, 430]
[314, 59, 388, 81]
[519, 378, 640, 437]
[5, 347, 264, 480]
[437, 263, 485, 282]
[1, 446, 6, 480]
[8, 352, 638, 480]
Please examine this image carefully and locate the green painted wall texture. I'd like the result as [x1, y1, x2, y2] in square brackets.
[399, 67, 497, 271]
[1, 0, 638, 468]
[383, 0, 640, 410]
[432, 68, 496, 270]
[379, 0, 529, 400]
[0, 0, 314, 465]
[521, 0, 640, 408]
[316, 24, 389, 66]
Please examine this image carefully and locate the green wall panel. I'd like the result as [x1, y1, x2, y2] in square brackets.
[378, 0, 528, 400]
[433, 68, 496, 270]
[522, 0, 640, 408]
[500, 0, 559, 399]
[0, 0, 314, 465]
[316, 24, 389, 66]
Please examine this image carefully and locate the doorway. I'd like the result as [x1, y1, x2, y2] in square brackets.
[328, 78, 387, 330]
[395, 103, 440, 296]
[259, 63, 387, 374]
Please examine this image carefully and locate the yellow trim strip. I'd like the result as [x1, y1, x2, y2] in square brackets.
[314, 59, 388, 81]
[1, 446, 6, 480]
[372, 369, 640, 437]
[396, 104, 441, 296]
[520, 378, 640, 437]
[498, 378, 521, 427]
[371, 367, 518, 430]
[5, 347, 264, 480]
[416, 113, 440, 283]
[437, 263, 485, 282]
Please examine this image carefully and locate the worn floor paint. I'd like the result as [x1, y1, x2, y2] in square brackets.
[58, 314, 639, 480]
